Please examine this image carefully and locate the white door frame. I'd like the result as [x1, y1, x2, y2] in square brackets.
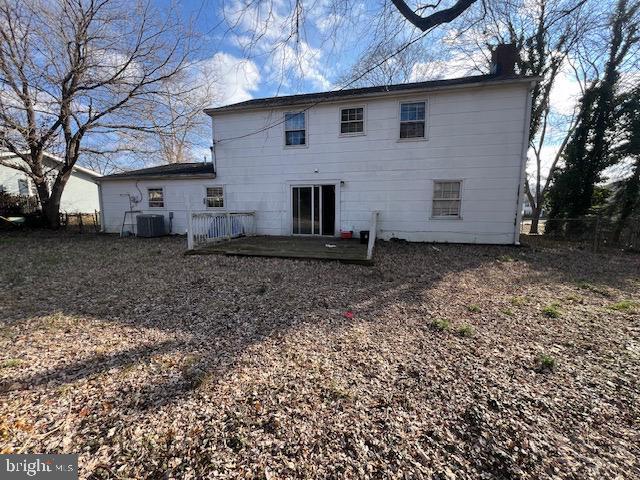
[286, 180, 340, 237]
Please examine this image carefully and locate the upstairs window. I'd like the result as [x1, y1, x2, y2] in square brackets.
[340, 107, 364, 135]
[432, 181, 462, 218]
[205, 186, 224, 208]
[148, 188, 164, 208]
[400, 101, 426, 139]
[285, 112, 306, 146]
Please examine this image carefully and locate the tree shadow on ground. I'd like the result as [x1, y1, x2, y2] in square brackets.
[1, 232, 638, 412]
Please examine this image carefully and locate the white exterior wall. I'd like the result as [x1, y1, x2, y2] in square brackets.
[0, 163, 29, 195]
[99, 179, 219, 234]
[0, 162, 100, 213]
[58, 171, 100, 213]
[209, 83, 530, 244]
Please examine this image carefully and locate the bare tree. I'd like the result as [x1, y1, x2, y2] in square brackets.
[335, 42, 434, 87]
[390, 0, 479, 30]
[0, 0, 193, 226]
[221, 1, 486, 93]
[447, 0, 591, 232]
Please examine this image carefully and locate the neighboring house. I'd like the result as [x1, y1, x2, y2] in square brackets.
[100, 45, 537, 244]
[0, 152, 101, 213]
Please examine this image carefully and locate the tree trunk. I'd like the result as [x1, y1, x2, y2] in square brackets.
[33, 178, 50, 211]
[44, 195, 62, 229]
[530, 207, 541, 234]
[43, 166, 73, 229]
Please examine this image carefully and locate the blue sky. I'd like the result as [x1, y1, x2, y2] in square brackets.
[155, 0, 453, 106]
[161, 0, 357, 103]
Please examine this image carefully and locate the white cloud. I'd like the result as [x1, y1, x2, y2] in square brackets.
[267, 41, 331, 91]
[198, 52, 261, 107]
[549, 63, 581, 117]
[409, 50, 482, 82]
[526, 144, 561, 180]
[222, 0, 330, 91]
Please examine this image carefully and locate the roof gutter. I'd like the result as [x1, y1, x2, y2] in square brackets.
[96, 173, 217, 182]
[205, 77, 542, 116]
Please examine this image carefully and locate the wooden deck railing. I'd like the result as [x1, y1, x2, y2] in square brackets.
[187, 211, 256, 250]
[367, 210, 380, 261]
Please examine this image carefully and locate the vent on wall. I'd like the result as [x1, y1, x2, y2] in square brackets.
[136, 214, 166, 237]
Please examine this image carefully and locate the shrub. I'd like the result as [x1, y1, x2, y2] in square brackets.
[609, 300, 638, 312]
[467, 304, 481, 313]
[510, 296, 527, 306]
[1, 359, 21, 369]
[501, 308, 514, 316]
[542, 303, 561, 318]
[431, 318, 450, 331]
[457, 324, 474, 337]
[537, 354, 555, 373]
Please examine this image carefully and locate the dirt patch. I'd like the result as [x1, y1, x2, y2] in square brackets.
[1, 232, 639, 479]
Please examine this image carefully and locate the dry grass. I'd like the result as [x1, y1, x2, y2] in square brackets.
[1, 231, 639, 479]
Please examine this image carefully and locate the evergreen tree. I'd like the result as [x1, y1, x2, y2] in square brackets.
[547, 0, 640, 223]
[611, 87, 640, 241]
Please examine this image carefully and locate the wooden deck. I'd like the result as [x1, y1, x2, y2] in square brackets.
[187, 236, 371, 264]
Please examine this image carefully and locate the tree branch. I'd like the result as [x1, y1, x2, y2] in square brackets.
[390, 0, 478, 31]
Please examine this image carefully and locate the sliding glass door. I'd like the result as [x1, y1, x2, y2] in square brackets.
[292, 185, 335, 235]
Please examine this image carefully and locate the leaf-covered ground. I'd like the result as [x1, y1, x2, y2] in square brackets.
[1, 232, 639, 479]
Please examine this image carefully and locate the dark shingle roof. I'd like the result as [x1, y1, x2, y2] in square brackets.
[205, 74, 536, 114]
[99, 162, 215, 181]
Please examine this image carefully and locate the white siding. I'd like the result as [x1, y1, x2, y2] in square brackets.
[99, 83, 530, 243]
[0, 163, 29, 196]
[59, 171, 100, 213]
[209, 83, 529, 244]
[0, 161, 100, 213]
[100, 179, 222, 234]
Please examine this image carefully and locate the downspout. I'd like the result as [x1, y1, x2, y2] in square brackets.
[513, 81, 535, 245]
[210, 115, 216, 174]
[97, 180, 105, 233]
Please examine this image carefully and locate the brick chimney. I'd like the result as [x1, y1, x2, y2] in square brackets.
[490, 43, 518, 76]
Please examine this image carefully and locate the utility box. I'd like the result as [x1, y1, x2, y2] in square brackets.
[136, 214, 165, 237]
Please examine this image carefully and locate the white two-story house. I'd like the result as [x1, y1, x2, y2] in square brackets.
[99, 45, 536, 244]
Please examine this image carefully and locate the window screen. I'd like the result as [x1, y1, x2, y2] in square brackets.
[432, 181, 461, 218]
[400, 102, 426, 138]
[285, 112, 306, 146]
[205, 186, 224, 208]
[148, 188, 164, 208]
[340, 107, 364, 134]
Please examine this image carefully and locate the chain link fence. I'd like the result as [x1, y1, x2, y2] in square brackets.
[521, 216, 640, 252]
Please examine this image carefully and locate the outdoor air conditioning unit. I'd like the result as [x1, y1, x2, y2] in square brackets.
[136, 214, 165, 237]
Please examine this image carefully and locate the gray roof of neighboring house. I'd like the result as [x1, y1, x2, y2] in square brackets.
[98, 162, 216, 181]
[205, 74, 538, 115]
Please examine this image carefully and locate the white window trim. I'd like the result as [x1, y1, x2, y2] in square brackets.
[431, 179, 463, 220]
[338, 104, 366, 137]
[147, 187, 165, 209]
[283, 110, 309, 149]
[398, 98, 429, 142]
[204, 185, 225, 209]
